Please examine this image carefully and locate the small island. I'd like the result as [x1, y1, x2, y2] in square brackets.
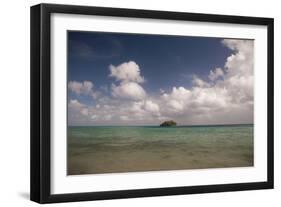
[160, 120, 177, 127]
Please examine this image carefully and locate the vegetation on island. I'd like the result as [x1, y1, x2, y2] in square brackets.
[160, 120, 177, 127]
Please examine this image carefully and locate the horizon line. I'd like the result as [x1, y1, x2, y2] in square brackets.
[68, 123, 254, 127]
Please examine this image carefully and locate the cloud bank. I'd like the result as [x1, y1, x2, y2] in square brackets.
[68, 39, 254, 126]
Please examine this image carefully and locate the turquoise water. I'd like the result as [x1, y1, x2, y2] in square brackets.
[67, 125, 253, 175]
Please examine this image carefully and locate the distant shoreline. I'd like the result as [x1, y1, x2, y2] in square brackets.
[68, 123, 254, 128]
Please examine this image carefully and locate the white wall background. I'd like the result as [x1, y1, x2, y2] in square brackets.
[0, 0, 279, 206]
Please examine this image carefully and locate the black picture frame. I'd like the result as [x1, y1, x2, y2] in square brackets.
[30, 3, 274, 204]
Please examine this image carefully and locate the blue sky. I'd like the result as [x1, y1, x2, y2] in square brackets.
[67, 31, 254, 126]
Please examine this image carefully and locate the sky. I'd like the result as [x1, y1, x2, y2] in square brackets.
[67, 31, 254, 126]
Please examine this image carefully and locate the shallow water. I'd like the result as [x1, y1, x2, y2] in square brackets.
[67, 125, 253, 175]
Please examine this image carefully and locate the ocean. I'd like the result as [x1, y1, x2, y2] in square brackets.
[67, 125, 253, 175]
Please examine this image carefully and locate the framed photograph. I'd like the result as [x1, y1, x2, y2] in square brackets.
[30, 3, 274, 203]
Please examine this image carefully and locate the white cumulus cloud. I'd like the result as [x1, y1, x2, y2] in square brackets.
[144, 100, 160, 114]
[192, 76, 210, 87]
[110, 61, 147, 101]
[68, 99, 85, 109]
[111, 81, 146, 100]
[68, 80, 99, 99]
[208, 68, 224, 81]
[109, 61, 144, 83]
